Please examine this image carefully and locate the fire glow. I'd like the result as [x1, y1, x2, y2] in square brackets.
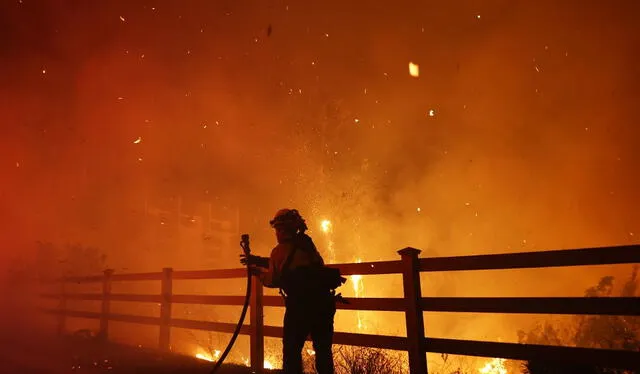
[196, 352, 275, 370]
[479, 357, 507, 374]
[351, 258, 365, 330]
[195, 349, 220, 362]
[320, 219, 332, 233]
[320, 218, 336, 263]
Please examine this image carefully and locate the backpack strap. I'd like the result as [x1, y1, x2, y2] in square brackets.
[278, 245, 297, 298]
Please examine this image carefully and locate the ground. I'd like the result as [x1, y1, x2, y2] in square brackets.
[0, 331, 263, 374]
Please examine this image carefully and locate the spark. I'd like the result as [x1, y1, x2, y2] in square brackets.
[133, 137, 142, 144]
[117, 96, 124, 100]
[16, 162, 20, 167]
[476, 14, 481, 19]
[354, 118, 360, 124]
[324, 33, 329, 37]
[408, 62, 420, 77]
[119, 15, 126, 22]
[41, 68, 46, 74]
[416, 207, 421, 213]
[307, 349, 316, 356]
[428, 109, 436, 117]
[535, 65, 540, 72]
[137, 157, 143, 162]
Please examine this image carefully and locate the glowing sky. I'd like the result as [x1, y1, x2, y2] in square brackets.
[1, 0, 638, 271]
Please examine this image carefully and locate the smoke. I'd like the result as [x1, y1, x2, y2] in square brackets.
[1, 0, 639, 357]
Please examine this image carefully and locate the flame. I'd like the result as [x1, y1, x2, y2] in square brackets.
[479, 358, 507, 374]
[195, 353, 214, 362]
[306, 349, 316, 356]
[351, 258, 365, 330]
[320, 219, 335, 262]
[195, 349, 220, 362]
[264, 360, 274, 369]
[409, 62, 420, 77]
[320, 219, 332, 233]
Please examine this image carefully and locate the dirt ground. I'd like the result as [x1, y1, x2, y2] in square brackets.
[0, 331, 266, 374]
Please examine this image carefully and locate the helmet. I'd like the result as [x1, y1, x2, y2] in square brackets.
[269, 209, 308, 233]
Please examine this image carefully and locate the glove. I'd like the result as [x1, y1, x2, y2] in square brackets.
[240, 254, 270, 268]
[334, 293, 350, 304]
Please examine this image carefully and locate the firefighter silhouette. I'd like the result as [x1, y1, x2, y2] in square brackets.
[241, 209, 345, 374]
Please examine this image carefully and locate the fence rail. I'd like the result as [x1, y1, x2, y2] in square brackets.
[42, 245, 640, 373]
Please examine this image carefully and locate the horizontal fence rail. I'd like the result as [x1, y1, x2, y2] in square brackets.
[421, 296, 640, 315]
[425, 337, 640, 371]
[42, 244, 640, 373]
[420, 245, 640, 272]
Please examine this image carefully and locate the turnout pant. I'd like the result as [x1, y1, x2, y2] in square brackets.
[282, 294, 336, 374]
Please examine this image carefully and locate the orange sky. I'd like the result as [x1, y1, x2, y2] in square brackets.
[1, 0, 638, 278]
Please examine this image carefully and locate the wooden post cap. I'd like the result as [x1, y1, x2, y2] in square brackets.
[398, 247, 422, 256]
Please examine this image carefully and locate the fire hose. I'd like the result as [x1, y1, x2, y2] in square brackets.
[210, 234, 253, 374]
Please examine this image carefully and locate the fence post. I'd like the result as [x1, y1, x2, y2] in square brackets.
[159, 267, 173, 351]
[99, 269, 114, 341]
[398, 247, 428, 373]
[250, 274, 264, 373]
[56, 279, 67, 336]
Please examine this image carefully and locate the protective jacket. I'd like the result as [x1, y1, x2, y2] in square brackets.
[259, 233, 324, 289]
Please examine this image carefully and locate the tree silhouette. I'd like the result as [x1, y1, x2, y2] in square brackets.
[520, 266, 639, 374]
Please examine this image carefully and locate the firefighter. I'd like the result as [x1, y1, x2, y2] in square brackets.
[241, 209, 343, 374]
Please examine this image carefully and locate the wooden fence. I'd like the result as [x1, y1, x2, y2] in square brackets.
[43, 245, 640, 373]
